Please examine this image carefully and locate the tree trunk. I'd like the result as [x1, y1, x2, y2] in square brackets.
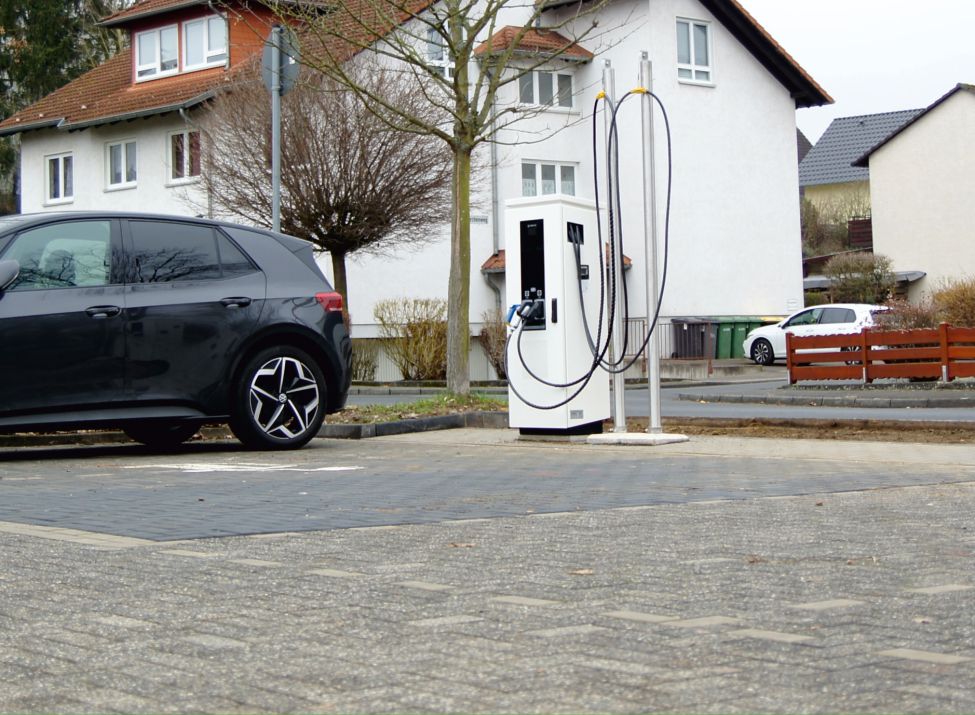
[446, 145, 472, 396]
[330, 250, 350, 323]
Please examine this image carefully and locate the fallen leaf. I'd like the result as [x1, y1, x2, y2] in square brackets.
[449, 542, 475, 548]
[815, 501, 824, 507]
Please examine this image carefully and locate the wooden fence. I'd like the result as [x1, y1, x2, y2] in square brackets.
[786, 323, 975, 384]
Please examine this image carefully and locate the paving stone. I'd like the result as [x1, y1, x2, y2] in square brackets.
[602, 609, 677, 624]
[726, 628, 817, 644]
[906, 584, 973, 595]
[789, 598, 865, 610]
[526, 624, 607, 638]
[489, 595, 560, 607]
[661, 616, 740, 629]
[395, 580, 455, 592]
[2, 436, 975, 712]
[877, 648, 974, 665]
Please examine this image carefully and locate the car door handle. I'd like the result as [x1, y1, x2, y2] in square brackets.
[85, 305, 121, 319]
[220, 297, 252, 309]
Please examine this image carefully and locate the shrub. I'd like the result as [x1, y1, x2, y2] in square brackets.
[479, 308, 508, 379]
[876, 298, 941, 330]
[932, 277, 975, 327]
[373, 298, 448, 380]
[823, 252, 895, 304]
[803, 290, 829, 307]
[349, 338, 378, 382]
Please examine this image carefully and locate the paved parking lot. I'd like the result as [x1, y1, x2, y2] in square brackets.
[1, 431, 974, 712]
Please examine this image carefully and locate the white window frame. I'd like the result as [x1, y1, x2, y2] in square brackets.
[426, 28, 454, 79]
[676, 18, 713, 85]
[45, 153, 74, 205]
[518, 71, 574, 110]
[135, 24, 179, 81]
[167, 129, 202, 184]
[106, 140, 138, 190]
[521, 161, 577, 197]
[183, 15, 228, 71]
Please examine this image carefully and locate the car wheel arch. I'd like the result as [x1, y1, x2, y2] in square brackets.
[229, 326, 341, 411]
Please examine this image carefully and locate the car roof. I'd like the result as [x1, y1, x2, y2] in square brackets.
[800, 303, 885, 311]
[3, 211, 253, 232]
[0, 211, 316, 252]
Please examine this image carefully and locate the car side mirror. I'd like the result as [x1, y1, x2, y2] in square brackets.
[0, 259, 19, 292]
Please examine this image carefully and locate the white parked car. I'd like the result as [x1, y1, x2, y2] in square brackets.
[743, 303, 888, 366]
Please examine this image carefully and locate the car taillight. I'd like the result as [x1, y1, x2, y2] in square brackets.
[315, 292, 343, 312]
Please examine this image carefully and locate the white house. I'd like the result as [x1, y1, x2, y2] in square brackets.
[853, 84, 975, 303]
[0, 0, 830, 379]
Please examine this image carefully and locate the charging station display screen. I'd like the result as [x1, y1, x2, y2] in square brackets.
[520, 219, 545, 329]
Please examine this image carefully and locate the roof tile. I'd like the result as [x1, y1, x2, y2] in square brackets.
[475, 26, 593, 61]
[0, 49, 242, 134]
[798, 109, 923, 187]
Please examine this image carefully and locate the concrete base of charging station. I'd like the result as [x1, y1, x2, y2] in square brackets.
[586, 432, 690, 446]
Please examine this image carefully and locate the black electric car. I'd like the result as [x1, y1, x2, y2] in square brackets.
[0, 213, 351, 450]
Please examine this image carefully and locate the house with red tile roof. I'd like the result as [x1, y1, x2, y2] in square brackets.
[0, 0, 277, 214]
[0, 0, 830, 378]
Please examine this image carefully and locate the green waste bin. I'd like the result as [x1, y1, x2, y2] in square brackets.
[714, 317, 735, 360]
[731, 318, 751, 359]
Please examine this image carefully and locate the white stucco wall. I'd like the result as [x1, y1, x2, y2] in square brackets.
[339, 0, 806, 336]
[19, 115, 207, 216]
[868, 89, 975, 302]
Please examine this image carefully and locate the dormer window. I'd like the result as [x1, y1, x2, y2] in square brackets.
[134, 15, 227, 82]
[136, 25, 178, 79]
[184, 16, 227, 70]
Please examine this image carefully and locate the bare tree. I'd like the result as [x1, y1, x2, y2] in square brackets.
[196, 65, 452, 317]
[258, 0, 615, 394]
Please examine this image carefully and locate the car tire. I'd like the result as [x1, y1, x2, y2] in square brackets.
[751, 338, 774, 366]
[230, 346, 327, 450]
[123, 420, 200, 449]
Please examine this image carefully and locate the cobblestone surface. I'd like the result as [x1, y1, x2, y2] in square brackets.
[0, 431, 973, 712]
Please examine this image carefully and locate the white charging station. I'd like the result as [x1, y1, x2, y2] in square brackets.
[504, 195, 611, 434]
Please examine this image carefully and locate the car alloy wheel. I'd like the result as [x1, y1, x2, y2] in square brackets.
[249, 355, 320, 439]
[231, 346, 327, 449]
[751, 338, 774, 366]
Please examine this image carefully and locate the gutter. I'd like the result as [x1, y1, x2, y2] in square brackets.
[61, 91, 219, 131]
[0, 92, 217, 137]
[0, 118, 61, 138]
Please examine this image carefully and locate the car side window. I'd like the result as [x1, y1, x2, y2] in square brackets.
[821, 307, 856, 324]
[784, 308, 821, 328]
[216, 232, 257, 277]
[128, 221, 256, 283]
[0, 220, 113, 291]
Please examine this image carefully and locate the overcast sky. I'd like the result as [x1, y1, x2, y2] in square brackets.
[737, 0, 975, 143]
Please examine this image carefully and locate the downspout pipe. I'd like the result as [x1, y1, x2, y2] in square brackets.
[485, 67, 503, 310]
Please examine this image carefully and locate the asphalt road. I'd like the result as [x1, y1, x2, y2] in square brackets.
[348, 377, 975, 423]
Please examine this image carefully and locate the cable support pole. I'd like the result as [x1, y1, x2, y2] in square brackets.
[602, 60, 627, 433]
[640, 55, 663, 434]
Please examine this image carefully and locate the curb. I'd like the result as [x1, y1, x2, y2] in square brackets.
[319, 411, 509, 439]
[676, 392, 975, 408]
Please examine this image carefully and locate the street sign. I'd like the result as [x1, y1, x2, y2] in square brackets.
[262, 26, 301, 96]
